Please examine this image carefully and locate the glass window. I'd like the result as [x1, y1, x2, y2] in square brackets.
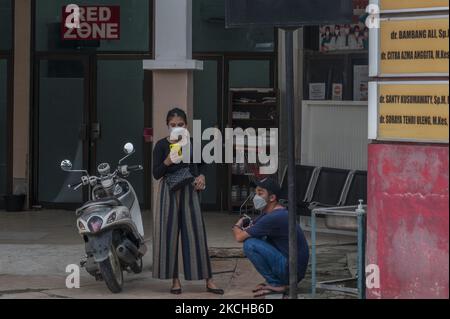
[0, 59, 7, 196]
[0, 0, 13, 51]
[35, 0, 150, 52]
[193, 0, 274, 52]
[229, 60, 271, 88]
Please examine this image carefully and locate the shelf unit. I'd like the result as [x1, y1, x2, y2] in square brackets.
[227, 88, 279, 213]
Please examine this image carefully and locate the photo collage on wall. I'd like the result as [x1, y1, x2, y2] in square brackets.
[319, 0, 369, 53]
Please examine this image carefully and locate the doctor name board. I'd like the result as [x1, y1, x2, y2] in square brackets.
[376, 0, 449, 13]
[371, 16, 449, 77]
[369, 82, 449, 143]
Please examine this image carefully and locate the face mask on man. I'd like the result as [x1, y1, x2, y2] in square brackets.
[253, 194, 268, 211]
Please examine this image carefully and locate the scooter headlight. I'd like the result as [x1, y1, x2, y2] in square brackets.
[88, 216, 103, 233]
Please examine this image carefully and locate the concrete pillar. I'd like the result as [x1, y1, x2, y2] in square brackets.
[143, 0, 202, 212]
[367, 143, 449, 298]
[13, 0, 31, 202]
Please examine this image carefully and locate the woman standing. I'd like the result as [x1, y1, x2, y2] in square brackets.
[152, 108, 224, 295]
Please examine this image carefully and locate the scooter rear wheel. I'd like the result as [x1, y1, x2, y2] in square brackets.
[99, 249, 123, 293]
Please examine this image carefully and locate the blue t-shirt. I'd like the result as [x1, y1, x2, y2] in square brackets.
[246, 208, 310, 279]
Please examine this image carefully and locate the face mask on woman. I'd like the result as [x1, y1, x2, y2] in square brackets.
[253, 194, 268, 211]
[169, 127, 186, 139]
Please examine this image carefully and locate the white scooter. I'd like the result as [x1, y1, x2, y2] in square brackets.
[60, 143, 146, 293]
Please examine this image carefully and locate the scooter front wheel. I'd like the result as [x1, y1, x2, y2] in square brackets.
[99, 248, 123, 293]
[130, 257, 143, 274]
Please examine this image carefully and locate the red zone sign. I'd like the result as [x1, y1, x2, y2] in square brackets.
[62, 5, 120, 40]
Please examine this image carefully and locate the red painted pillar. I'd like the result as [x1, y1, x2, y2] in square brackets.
[367, 143, 449, 299]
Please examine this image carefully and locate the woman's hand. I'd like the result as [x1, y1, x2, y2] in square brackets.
[164, 151, 183, 166]
[194, 175, 206, 191]
[163, 154, 174, 166]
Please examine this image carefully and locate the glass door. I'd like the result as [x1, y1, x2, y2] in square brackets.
[33, 56, 151, 208]
[95, 59, 146, 204]
[35, 57, 89, 205]
[194, 57, 225, 211]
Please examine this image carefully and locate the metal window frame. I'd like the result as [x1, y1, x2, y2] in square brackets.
[0, 0, 14, 197]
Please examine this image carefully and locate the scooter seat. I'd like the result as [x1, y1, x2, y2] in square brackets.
[76, 198, 123, 216]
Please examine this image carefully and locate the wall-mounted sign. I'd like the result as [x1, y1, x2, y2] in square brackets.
[332, 83, 343, 101]
[309, 83, 326, 100]
[62, 5, 120, 40]
[369, 81, 449, 143]
[370, 16, 449, 77]
[374, 0, 449, 13]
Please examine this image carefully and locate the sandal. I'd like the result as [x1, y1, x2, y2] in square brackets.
[252, 283, 268, 293]
[253, 287, 287, 298]
[207, 285, 225, 295]
[170, 287, 182, 295]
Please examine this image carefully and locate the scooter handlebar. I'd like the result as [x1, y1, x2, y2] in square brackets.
[68, 175, 91, 190]
[128, 165, 143, 171]
[68, 181, 83, 190]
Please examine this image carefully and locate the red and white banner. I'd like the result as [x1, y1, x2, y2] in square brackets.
[62, 5, 120, 40]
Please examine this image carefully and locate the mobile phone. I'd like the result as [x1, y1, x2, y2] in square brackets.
[241, 214, 253, 228]
[170, 143, 182, 156]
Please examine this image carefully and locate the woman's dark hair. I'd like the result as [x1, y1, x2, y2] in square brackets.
[166, 108, 187, 125]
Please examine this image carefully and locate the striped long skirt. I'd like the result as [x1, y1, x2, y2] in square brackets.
[152, 179, 212, 281]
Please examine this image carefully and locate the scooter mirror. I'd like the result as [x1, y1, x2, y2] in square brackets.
[124, 143, 134, 155]
[61, 160, 73, 171]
